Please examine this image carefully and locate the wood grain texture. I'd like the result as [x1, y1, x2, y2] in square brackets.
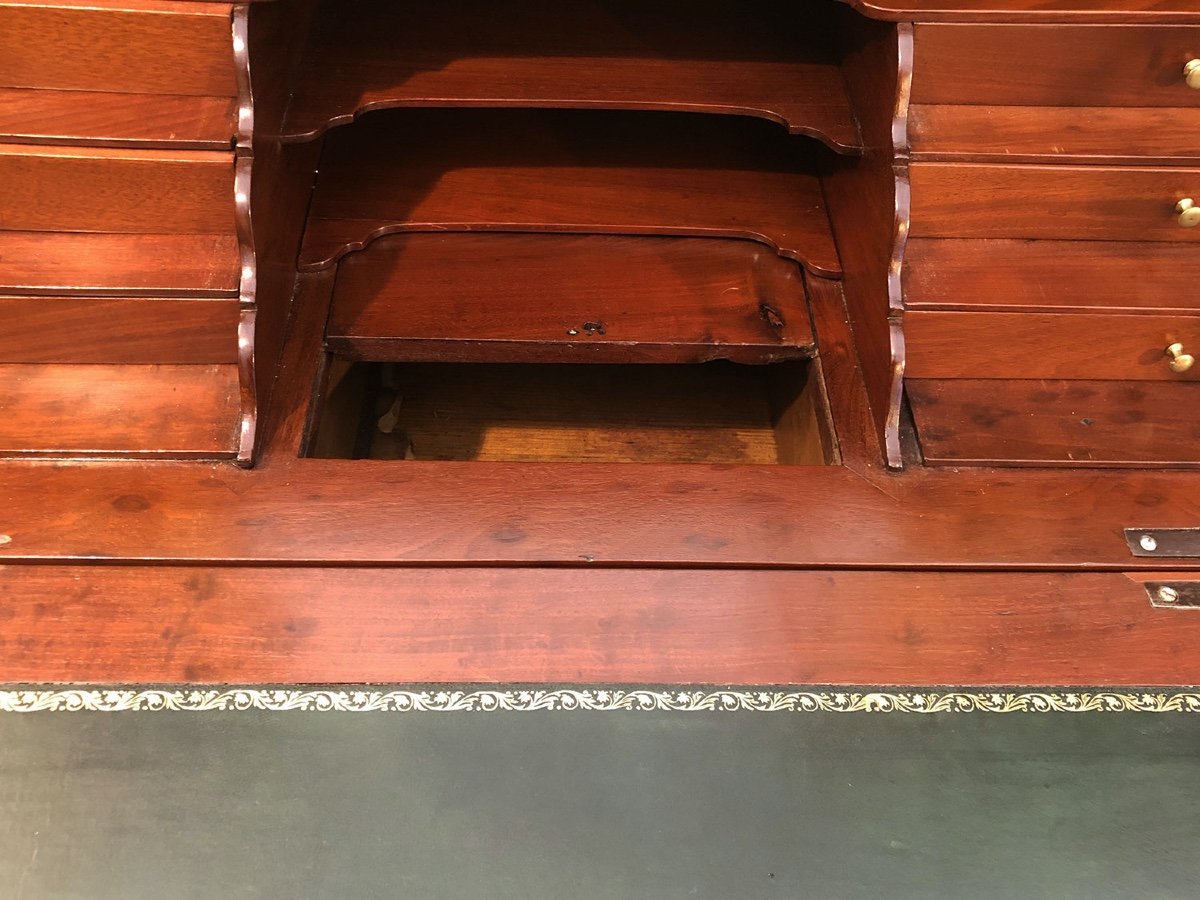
[0, 566, 1196, 685]
[0, 232, 239, 296]
[0, 297, 239, 364]
[299, 109, 841, 278]
[909, 104, 1200, 165]
[904, 239, 1200, 313]
[0, 0, 236, 96]
[0, 87, 236, 148]
[326, 234, 815, 365]
[0, 144, 235, 235]
[909, 379, 1200, 466]
[906, 312, 1200, 381]
[910, 162, 1200, 242]
[283, 0, 861, 151]
[844, 0, 1200, 23]
[913, 24, 1200, 106]
[0, 364, 240, 457]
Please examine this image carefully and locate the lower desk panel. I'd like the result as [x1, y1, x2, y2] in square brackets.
[0, 566, 1195, 685]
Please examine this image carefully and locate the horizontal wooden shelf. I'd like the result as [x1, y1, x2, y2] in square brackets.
[0, 232, 240, 296]
[326, 234, 815, 365]
[300, 109, 841, 278]
[0, 364, 241, 459]
[0, 87, 237, 149]
[282, 0, 861, 152]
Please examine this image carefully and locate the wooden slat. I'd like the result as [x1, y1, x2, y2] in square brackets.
[0, 144, 235, 235]
[0, 364, 240, 457]
[846, 0, 1200, 23]
[283, 0, 860, 151]
[327, 234, 814, 365]
[910, 162, 1200, 243]
[904, 239, 1200, 314]
[0, 87, 237, 148]
[0, 232, 240, 296]
[0, 297, 239, 363]
[912, 25, 1200, 106]
[909, 379, 1200, 466]
[0, 1, 236, 97]
[909, 105, 1200, 165]
[906, 312, 1200, 381]
[0, 566, 1196, 685]
[300, 109, 841, 278]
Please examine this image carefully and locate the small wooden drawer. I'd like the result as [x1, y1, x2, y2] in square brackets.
[910, 162, 1200, 242]
[906, 312, 1200, 382]
[0, 1, 237, 97]
[908, 379, 1200, 467]
[912, 24, 1200, 107]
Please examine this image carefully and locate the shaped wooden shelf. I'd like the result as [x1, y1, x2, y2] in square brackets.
[325, 234, 816, 365]
[299, 109, 842, 278]
[282, 0, 862, 152]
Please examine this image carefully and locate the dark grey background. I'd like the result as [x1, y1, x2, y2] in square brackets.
[2, 703, 1198, 899]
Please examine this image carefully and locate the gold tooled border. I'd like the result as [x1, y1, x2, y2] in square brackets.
[2, 688, 1200, 714]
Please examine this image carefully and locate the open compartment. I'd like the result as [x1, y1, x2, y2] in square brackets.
[307, 359, 835, 465]
[282, 0, 861, 152]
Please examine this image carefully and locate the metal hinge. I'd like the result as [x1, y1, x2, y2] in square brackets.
[1125, 528, 1200, 559]
[1145, 582, 1200, 609]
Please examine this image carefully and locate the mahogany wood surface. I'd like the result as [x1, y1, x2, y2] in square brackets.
[912, 25, 1200, 107]
[326, 234, 815, 365]
[0, 566, 1196, 686]
[0, 232, 239, 296]
[283, 0, 861, 151]
[0, 297, 239, 364]
[845, 0, 1200, 23]
[0, 365, 240, 458]
[0, 87, 236, 149]
[299, 110, 841, 278]
[904, 239, 1200, 313]
[906, 311, 1200, 381]
[2, 456, 1200, 567]
[908, 379, 1200, 466]
[909, 105, 1200, 165]
[0, 144, 235, 235]
[0, 0, 236, 96]
[910, 162, 1200, 242]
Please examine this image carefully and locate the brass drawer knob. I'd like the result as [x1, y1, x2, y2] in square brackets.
[1166, 342, 1195, 373]
[1187, 59, 1200, 90]
[1177, 198, 1200, 228]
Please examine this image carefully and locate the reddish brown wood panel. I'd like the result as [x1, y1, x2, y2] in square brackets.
[906, 311, 1200, 381]
[910, 162, 1200, 242]
[0, 0, 236, 97]
[0, 87, 237, 148]
[909, 104, 1200, 165]
[0, 566, 1196, 686]
[904, 239, 1200, 313]
[300, 109, 841, 278]
[909, 379, 1200, 466]
[912, 24, 1200, 106]
[283, 0, 860, 151]
[0, 297, 239, 364]
[0, 144, 235, 235]
[0, 232, 240, 296]
[0, 364, 240, 457]
[327, 234, 814, 364]
[845, 0, 1200, 23]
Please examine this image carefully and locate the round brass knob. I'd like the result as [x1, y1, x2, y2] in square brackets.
[1187, 59, 1200, 90]
[1166, 342, 1195, 374]
[1177, 198, 1200, 228]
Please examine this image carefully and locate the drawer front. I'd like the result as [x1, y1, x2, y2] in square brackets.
[908, 379, 1200, 467]
[0, 1, 236, 97]
[912, 24, 1200, 107]
[906, 312, 1200, 381]
[910, 163, 1200, 242]
[0, 143, 235, 235]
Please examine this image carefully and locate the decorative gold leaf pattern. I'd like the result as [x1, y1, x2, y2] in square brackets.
[1, 688, 1198, 714]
